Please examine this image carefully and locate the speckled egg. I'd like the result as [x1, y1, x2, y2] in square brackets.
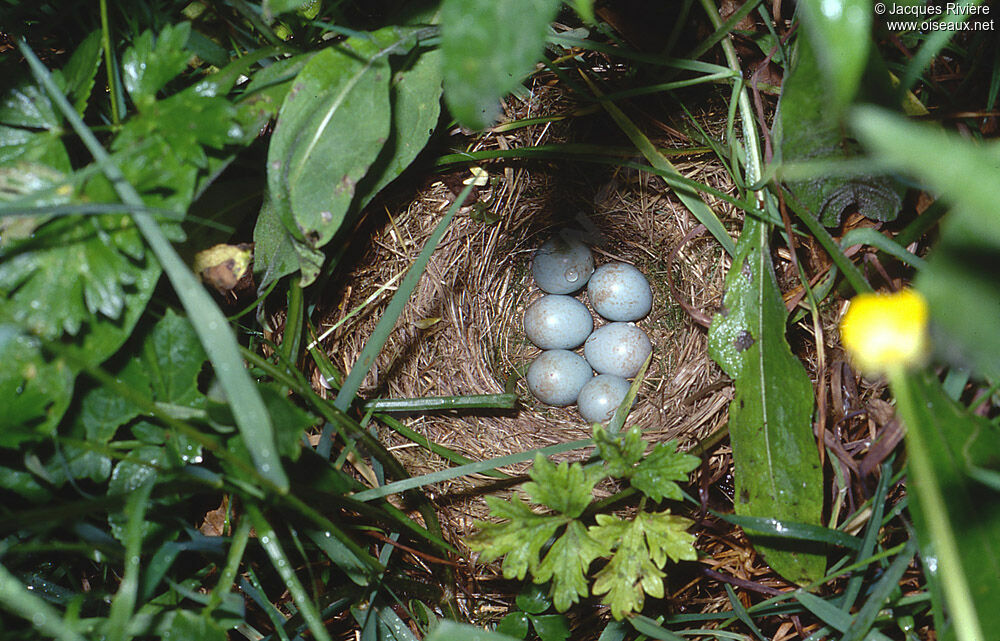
[578, 374, 632, 423]
[523, 295, 593, 350]
[531, 236, 595, 294]
[527, 349, 593, 406]
[584, 322, 652, 378]
[587, 262, 652, 322]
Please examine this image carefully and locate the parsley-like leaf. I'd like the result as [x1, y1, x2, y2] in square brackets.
[589, 509, 696, 619]
[468, 494, 563, 580]
[534, 520, 608, 612]
[630, 440, 700, 502]
[522, 454, 601, 518]
[594, 424, 645, 478]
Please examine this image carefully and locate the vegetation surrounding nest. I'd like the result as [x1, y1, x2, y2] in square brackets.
[2, 1, 999, 640]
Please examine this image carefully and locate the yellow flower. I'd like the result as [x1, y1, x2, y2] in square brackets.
[840, 289, 929, 375]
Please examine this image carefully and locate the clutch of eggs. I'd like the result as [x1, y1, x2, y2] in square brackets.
[526, 235, 653, 422]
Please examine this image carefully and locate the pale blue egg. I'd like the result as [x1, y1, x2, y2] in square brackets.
[584, 322, 652, 378]
[578, 374, 632, 423]
[523, 295, 594, 350]
[532, 237, 594, 294]
[588, 262, 652, 321]
[527, 349, 593, 406]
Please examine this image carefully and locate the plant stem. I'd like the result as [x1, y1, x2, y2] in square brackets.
[890, 368, 984, 641]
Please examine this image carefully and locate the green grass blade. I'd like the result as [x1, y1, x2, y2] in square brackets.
[203, 516, 251, 614]
[362, 394, 518, 412]
[842, 539, 917, 641]
[840, 227, 927, 270]
[425, 620, 521, 641]
[582, 75, 736, 257]
[719, 514, 861, 550]
[375, 413, 510, 479]
[323, 182, 474, 455]
[18, 39, 289, 492]
[627, 615, 686, 641]
[0, 564, 87, 641]
[351, 438, 594, 501]
[246, 503, 332, 641]
[105, 480, 152, 641]
[723, 583, 766, 641]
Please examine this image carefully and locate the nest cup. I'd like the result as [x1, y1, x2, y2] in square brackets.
[313, 159, 735, 508]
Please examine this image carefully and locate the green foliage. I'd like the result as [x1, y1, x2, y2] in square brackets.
[441, 0, 561, 130]
[707, 216, 826, 584]
[468, 427, 698, 619]
[497, 584, 571, 641]
[259, 26, 441, 287]
[852, 107, 1000, 382]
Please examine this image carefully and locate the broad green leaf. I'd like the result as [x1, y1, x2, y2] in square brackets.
[235, 54, 314, 140]
[515, 582, 552, 614]
[498, 613, 530, 639]
[166, 609, 227, 641]
[0, 76, 61, 129]
[852, 106, 1000, 381]
[0, 326, 73, 447]
[707, 216, 825, 584]
[352, 47, 443, 211]
[267, 27, 417, 285]
[58, 30, 103, 115]
[893, 372, 1000, 641]
[534, 520, 607, 612]
[107, 445, 163, 542]
[795, 0, 871, 108]
[0, 127, 71, 169]
[425, 621, 522, 641]
[122, 23, 192, 109]
[253, 194, 322, 291]
[774, 36, 902, 227]
[468, 495, 563, 580]
[441, 0, 561, 130]
[529, 614, 572, 641]
[523, 455, 601, 518]
[630, 440, 700, 502]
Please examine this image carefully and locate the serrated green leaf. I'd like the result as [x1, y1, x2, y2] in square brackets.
[60, 30, 103, 115]
[590, 513, 664, 620]
[638, 509, 697, 567]
[468, 495, 563, 580]
[260, 383, 316, 461]
[0, 214, 152, 337]
[630, 441, 700, 503]
[108, 445, 164, 542]
[441, 0, 561, 129]
[122, 23, 192, 109]
[594, 424, 645, 478]
[534, 520, 607, 612]
[707, 217, 824, 585]
[267, 27, 418, 285]
[0, 128, 71, 170]
[523, 454, 601, 518]
[0, 325, 73, 447]
[0, 75, 61, 129]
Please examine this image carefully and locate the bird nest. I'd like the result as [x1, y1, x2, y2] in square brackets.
[310, 97, 741, 537]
